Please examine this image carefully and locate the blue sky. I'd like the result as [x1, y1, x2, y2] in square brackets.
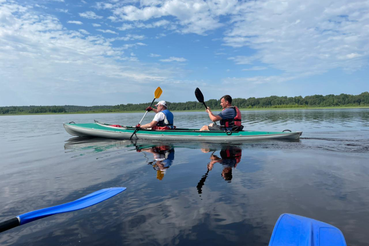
[0, 0, 368, 106]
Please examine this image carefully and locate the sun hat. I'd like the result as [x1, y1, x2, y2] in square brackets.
[155, 101, 167, 107]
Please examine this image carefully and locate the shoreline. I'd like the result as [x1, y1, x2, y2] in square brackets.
[1, 106, 368, 116]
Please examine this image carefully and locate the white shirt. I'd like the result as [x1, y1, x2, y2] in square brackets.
[153, 112, 167, 123]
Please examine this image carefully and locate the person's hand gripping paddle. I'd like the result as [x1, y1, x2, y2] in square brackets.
[130, 87, 163, 140]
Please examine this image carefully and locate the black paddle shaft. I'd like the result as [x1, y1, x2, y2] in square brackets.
[196, 169, 210, 195]
[0, 217, 20, 233]
[195, 87, 208, 109]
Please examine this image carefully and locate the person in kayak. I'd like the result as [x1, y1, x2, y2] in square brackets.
[200, 95, 243, 131]
[138, 101, 174, 130]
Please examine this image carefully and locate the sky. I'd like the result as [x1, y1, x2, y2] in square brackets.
[0, 0, 368, 106]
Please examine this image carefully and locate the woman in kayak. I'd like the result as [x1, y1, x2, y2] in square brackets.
[138, 100, 174, 130]
[200, 95, 243, 131]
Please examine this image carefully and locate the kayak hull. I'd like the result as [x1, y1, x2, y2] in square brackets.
[63, 122, 302, 142]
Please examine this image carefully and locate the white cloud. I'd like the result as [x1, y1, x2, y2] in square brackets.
[223, 75, 299, 86]
[113, 34, 145, 41]
[0, 2, 183, 105]
[97, 29, 118, 34]
[111, 0, 236, 35]
[224, 0, 369, 74]
[108, 0, 369, 76]
[79, 11, 103, 19]
[92, 23, 101, 27]
[117, 20, 171, 31]
[160, 57, 187, 62]
[117, 23, 133, 31]
[149, 53, 161, 57]
[96, 2, 114, 9]
[120, 42, 147, 50]
[228, 55, 261, 65]
[243, 66, 267, 71]
[56, 8, 68, 13]
[68, 20, 83, 25]
[79, 29, 90, 35]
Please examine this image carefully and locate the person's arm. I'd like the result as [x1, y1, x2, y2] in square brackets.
[206, 107, 222, 122]
[140, 120, 158, 129]
[207, 154, 222, 170]
[140, 112, 163, 129]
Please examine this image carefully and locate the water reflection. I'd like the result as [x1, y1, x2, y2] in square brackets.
[136, 145, 175, 180]
[197, 145, 243, 196]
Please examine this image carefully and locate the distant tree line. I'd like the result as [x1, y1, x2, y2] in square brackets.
[1, 92, 368, 115]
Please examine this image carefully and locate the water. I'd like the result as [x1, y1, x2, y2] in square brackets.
[0, 109, 368, 245]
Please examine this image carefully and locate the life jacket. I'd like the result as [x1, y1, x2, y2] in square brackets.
[153, 145, 171, 152]
[220, 147, 242, 168]
[155, 109, 174, 129]
[220, 106, 243, 131]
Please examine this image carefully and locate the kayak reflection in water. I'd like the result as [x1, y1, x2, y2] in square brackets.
[137, 145, 175, 181]
[197, 145, 242, 195]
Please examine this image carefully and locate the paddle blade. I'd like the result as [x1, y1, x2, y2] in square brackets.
[18, 187, 126, 225]
[154, 87, 163, 99]
[195, 87, 204, 103]
[268, 213, 347, 246]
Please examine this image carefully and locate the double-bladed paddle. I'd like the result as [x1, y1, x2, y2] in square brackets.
[195, 87, 208, 109]
[269, 213, 347, 246]
[0, 187, 126, 233]
[130, 87, 163, 140]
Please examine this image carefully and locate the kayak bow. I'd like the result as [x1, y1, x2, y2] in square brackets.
[269, 213, 347, 246]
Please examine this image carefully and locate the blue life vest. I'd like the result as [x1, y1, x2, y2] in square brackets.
[157, 109, 174, 129]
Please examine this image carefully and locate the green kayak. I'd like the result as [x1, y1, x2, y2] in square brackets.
[63, 120, 302, 142]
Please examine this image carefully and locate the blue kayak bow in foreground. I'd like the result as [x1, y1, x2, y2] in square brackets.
[0, 187, 126, 233]
[269, 213, 347, 246]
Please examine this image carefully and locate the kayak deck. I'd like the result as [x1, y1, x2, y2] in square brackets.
[64, 122, 302, 142]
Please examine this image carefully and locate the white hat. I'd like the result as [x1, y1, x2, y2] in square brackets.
[156, 100, 167, 107]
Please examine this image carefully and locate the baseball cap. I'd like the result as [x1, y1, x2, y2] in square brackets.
[155, 101, 167, 107]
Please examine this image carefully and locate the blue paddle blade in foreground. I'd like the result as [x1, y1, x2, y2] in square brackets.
[268, 213, 347, 246]
[19, 187, 126, 224]
[0, 187, 126, 233]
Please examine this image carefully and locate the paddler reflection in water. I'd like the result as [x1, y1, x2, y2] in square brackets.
[137, 145, 175, 180]
[209, 146, 242, 182]
[197, 145, 242, 195]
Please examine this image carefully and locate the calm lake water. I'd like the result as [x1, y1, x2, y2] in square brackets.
[0, 109, 368, 246]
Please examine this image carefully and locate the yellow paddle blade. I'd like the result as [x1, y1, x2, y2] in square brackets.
[157, 170, 164, 180]
[154, 87, 163, 99]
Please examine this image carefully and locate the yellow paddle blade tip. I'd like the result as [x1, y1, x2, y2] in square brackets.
[155, 87, 163, 99]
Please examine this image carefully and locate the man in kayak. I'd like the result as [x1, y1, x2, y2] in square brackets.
[200, 95, 243, 131]
[138, 101, 174, 130]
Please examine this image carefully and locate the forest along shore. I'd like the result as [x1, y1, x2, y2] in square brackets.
[1, 92, 368, 115]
